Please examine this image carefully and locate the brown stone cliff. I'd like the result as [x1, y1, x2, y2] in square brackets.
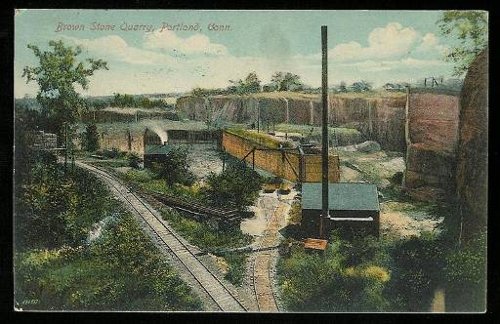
[177, 93, 407, 152]
[403, 91, 460, 201]
[456, 49, 488, 240]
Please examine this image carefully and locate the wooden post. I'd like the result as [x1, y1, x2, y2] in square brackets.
[127, 129, 132, 151]
[257, 101, 260, 133]
[252, 149, 255, 170]
[320, 25, 329, 239]
[402, 86, 411, 188]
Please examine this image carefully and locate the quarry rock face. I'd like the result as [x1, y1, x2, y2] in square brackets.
[403, 91, 460, 201]
[456, 49, 488, 239]
[177, 93, 407, 152]
[329, 96, 407, 152]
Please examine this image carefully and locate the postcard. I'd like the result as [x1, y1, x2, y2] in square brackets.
[13, 9, 488, 313]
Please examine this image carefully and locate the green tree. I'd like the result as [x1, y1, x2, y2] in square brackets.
[81, 123, 99, 152]
[203, 163, 263, 210]
[22, 40, 108, 140]
[242, 71, 261, 93]
[339, 81, 348, 92]
[150, 147, 196, 187]
[271, 72, 304, 91]
[227, 71, 262, 94]
[437, 11, 488, 76]
[349, 80, 372, 92]
[112, 93, 136, 107]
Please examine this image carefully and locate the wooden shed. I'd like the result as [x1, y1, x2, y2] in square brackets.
[143, 144, 174, 169]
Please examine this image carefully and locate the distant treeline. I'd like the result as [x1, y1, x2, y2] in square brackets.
[16, 93, 174, 112]
[92, 93, 174, 109]
[190, 72, 464, 97]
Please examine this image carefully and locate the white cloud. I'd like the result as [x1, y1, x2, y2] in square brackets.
[415, 32, 449, 56]
[61, 35, 176, 65]
[14, 25, 454, 97]
[329, 23, 419, 62]
[144, 30, 228, 56]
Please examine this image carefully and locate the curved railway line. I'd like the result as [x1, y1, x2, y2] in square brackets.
[76, 161, 247, 312]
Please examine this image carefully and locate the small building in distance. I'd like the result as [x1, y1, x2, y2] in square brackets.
[301, 182, 380, 239]
[143, 144, 174, 169]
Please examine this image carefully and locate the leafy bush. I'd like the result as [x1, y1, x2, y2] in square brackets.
[149, 146, 196, 187]
[444, 230, 486, 311]
[202, 162, 264, 210]
[15, 213, 202, 311]
[223, 253, 248, 286]
[98, 148, 125, 159]
[15, 155, 113, 249]
[127, 152, 142, 169]
[384, 233, 444, 311]
[160, 209, 252, 251]
[277, 231, 454, 312]
[80, 123, 99, 152]
[277, 233, 391, 312]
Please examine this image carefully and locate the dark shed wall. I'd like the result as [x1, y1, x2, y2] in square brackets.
[302, 209, 379, 238]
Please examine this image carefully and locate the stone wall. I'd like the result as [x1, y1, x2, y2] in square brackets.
[98, 129, 144, 154]
[222, 131, 340, 183]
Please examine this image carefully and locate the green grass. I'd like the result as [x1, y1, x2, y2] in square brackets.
[15, 214, 202, 311]
[223, 252, 248, 286]
[160, 208, 253, 252]
[117, 168, 201, 199]
[160, 207, 252, 286]
[226, 128, 290, 149]
[15, 174, 202, 311]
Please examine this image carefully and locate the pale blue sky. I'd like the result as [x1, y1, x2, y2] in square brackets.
[14, 9, 470, 97]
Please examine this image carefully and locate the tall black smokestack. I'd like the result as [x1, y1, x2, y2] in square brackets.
[320, 25, 329, 239]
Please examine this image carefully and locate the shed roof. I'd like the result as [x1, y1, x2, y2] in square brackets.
[144, 144, 174, 155]
[301, 183, 379, 211]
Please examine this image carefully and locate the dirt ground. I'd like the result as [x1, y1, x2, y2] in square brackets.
[241, 189, 296, 240]
[336, 147, 443, 238]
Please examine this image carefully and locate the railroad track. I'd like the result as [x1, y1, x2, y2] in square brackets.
[76, 161, 247, 312]
[253, 254, 278, 312]
[250, 200, 290, 312]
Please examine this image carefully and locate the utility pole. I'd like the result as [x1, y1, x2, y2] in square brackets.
[320, 25, 329, 239]
[257, 102, 260, 133]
